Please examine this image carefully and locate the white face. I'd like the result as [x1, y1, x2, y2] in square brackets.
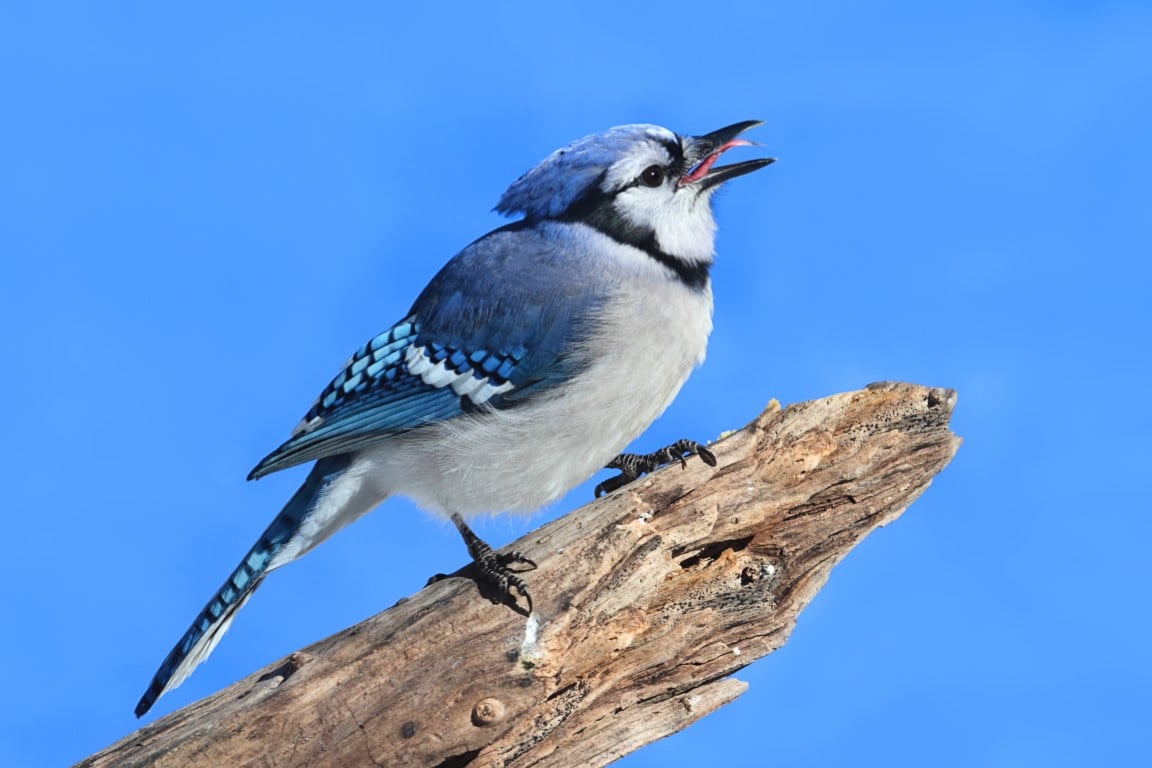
[601, 137, 719, 265]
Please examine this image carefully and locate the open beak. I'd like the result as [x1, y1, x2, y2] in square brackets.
[680, 120, 775, 190]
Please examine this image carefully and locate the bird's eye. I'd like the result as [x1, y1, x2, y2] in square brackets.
[640, 165, 665, 187]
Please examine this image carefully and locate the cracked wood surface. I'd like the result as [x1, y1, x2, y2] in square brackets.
[79, 382, 960, 768]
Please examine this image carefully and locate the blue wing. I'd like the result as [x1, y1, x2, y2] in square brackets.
[248, 222, 604, 480]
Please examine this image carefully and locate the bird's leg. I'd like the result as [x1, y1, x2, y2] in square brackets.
[594, 438, 717, 497]
[450, 512, 536, 614]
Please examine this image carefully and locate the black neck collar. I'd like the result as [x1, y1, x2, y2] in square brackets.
[555, 188, 710, 291]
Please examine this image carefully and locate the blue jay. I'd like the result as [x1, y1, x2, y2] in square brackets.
[135, 120, 772, 717]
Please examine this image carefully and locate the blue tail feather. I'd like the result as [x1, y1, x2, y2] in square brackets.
[135, 457, 350, 718]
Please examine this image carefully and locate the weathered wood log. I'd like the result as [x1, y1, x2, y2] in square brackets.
[80, 381, 960, 768]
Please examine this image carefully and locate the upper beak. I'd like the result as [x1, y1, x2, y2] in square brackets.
[680, 120, 775, 189]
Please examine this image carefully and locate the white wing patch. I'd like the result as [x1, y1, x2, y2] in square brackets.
[404, 345, 515, 404]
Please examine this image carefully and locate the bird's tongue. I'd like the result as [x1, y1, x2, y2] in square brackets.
[681, 138, 754, 184]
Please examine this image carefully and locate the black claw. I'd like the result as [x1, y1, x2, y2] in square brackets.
[595, 438, 717, 498]
[593, 474, 631, 497]
[450, 513, 535, 613]
[697, 445, 718, 467]
[486, 552, 534, 614]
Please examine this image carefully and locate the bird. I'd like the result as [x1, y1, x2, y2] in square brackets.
[135, 120, 773, 718]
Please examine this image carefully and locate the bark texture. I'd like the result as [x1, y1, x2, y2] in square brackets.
[80, 382, 960, 768]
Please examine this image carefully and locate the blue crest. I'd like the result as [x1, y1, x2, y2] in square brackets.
[495, 124, 678, 220]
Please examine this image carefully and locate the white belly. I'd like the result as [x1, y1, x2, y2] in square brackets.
[364, 278, 713, 517]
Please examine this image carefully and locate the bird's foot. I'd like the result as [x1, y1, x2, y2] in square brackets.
[450, 512, 535, 614]
[594, 438, 717, 497]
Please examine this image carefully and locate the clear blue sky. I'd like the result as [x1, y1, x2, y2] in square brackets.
[2, 2, 1149, 766]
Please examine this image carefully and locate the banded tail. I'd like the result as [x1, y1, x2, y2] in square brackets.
[135, 457, 352, 717]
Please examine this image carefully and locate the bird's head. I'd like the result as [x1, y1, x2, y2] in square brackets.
[496, 121, 773, 267]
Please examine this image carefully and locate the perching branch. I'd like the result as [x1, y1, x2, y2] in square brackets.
[79, 382, 960, 768]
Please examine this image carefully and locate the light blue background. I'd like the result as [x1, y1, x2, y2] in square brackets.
[2, 2, 1149, 766]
